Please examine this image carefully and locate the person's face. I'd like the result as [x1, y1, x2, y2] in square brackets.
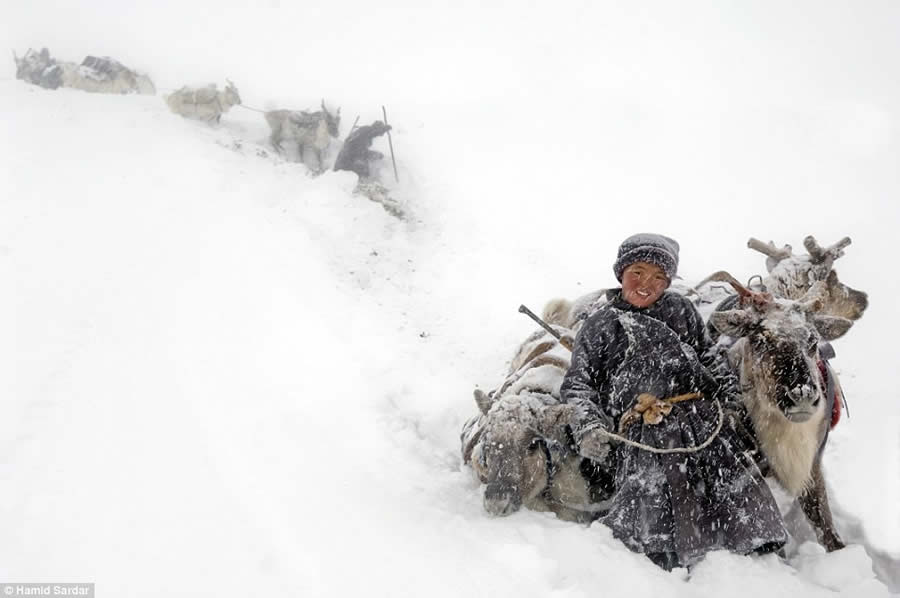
[621, 261, 669, 308]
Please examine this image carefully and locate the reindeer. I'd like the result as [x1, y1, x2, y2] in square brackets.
[14, 49, 155, 94]
[745, 235, 868, 330]
[700, 236, 868, 552]
[264, 101, 341, 173]
[165, 81, 241, 124]
[62, 56, 156, 95]
[13, 48, 58, 87]
[706, 277, 843, 550]
[461, 309, 610, 522]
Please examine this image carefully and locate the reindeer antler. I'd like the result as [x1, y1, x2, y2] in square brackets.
[803, 236, 851, 265]
[695, 271, 774, 309]
[694, 271, 753, 298]
[748, 238, 793, 262]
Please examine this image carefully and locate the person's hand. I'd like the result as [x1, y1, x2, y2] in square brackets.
[577, 427, 613, 462]
[723, 405, 758, 454]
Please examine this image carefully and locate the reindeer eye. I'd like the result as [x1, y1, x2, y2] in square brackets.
[807, 336, 819, 355]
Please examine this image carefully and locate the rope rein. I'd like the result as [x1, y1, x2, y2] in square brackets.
[580, 396, 725, 455]
[512, 305, 726, 455]
[235, 104, 266, 113]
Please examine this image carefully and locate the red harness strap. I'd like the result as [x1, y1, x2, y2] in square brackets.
[818, 360, 842, 429]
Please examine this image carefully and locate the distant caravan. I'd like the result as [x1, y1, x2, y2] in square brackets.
[14, 48, 155, 95]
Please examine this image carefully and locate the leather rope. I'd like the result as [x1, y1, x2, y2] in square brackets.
[580, 395, 724, 455]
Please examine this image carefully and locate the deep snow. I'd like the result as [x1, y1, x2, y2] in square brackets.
[2, 2, 899, 596]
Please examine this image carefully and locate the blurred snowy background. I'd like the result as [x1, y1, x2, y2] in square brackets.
[1, 1, 898, 596]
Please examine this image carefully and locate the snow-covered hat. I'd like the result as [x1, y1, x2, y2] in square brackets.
[613, 233, 680, 282]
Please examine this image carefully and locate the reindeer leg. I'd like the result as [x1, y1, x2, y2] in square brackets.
[797, 460, 845, 552]
[270, 128, 283, 154]
[314, 148, 323, 175]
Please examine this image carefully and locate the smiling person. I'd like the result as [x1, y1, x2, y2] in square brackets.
[560, 233, 787, 571]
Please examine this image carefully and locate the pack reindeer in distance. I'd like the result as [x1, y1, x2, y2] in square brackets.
[264, 100, 341, 173]
[14, 48, 155, 95]
[165, 80, 242, 124]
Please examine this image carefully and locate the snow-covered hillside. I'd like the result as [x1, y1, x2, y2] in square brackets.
[2, 2, 899, 596]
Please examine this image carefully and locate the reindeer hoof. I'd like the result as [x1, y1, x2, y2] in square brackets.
[824, 536, 846, 552]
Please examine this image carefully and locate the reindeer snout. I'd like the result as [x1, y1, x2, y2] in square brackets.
[483, 482, 522, 516]
[783, 383, 822, 422]
[792, 383, 817, 403]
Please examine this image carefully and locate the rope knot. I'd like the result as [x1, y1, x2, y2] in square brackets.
[618, 392, 703, 432]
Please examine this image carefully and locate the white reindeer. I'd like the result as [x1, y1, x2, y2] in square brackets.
[461, 307, 609, 522]
[702, 236, 867, 552]
[706, 276, 847, 551]
[264, 100, 341, 173]
[165, 81, 241, 124]
[59, 56, 155, 95]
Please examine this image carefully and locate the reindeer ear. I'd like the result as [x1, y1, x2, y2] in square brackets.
[709, 309, 759, 338]
[822, 270, 869, 322]
[474, 389, 494, 415]
[813, 315, 854, 340]
[799, 280, 829, 312]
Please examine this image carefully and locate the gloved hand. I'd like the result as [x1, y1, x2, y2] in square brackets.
[577, 427, 613, 462]
[723, 405, 762, 463]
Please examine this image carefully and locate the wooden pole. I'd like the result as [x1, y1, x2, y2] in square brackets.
[382, 105, 399, 183]
[518, 304, 573, 350]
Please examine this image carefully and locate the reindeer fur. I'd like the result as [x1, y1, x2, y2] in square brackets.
[541, 298, 573, 331]
[60, 59, 155, 95]
[462, 324, 604, 522]
[730, 338, 827, 496]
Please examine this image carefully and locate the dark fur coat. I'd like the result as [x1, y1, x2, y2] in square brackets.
[561, 289, 786, 567]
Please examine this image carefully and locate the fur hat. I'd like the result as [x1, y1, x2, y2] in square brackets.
[613, 233, 680, 282]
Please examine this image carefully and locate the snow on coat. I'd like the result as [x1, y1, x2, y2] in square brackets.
[560, 289, 787, 567]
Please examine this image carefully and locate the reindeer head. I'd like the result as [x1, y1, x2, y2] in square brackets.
[15, 48, 54, 83]
[321, 99, 341, 137]
[470, 392, 573, 516]
[747, 235, 868, 335]
[710, 283, 834, 423]
[223, 79, 242, 107]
